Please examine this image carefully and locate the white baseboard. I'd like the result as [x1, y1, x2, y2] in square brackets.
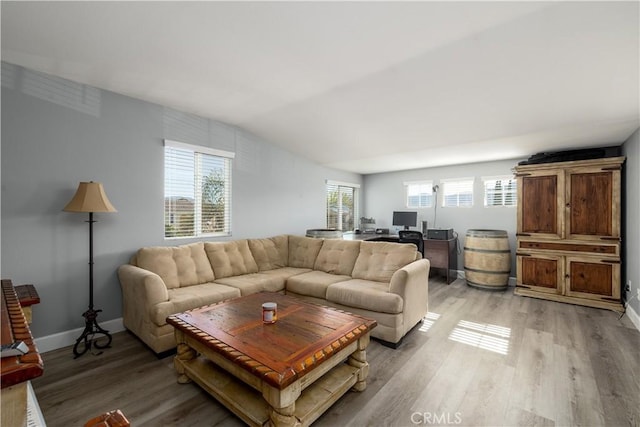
[34, 318, 125, 354]
[625, 303, 640, 332]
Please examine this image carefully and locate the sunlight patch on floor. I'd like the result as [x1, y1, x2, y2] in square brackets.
[448, 320, 510, 355]
[419, 312, 441, 332]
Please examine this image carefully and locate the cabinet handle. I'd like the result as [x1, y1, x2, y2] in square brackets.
[565, 274, 570, 279]
[516, 253, 530, 257]
[516, 233, 531, 237]
[600, 237, 621, 241]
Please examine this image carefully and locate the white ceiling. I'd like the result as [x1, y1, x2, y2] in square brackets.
[2, 1, 639, 174]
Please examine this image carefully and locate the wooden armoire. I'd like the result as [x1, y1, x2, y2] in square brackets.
[513, 156, 625, 311]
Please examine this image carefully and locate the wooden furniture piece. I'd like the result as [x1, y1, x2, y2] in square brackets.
[424, 238, 457, 284]
[84, 409, 130, 427]
[14, 284, 40, 324]
[1, 279, 45, 427]
[513, 156, 624, 311]
[167, 292, 376, 427]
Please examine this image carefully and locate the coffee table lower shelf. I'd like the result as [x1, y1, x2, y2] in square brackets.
[182, 356, 359, 427]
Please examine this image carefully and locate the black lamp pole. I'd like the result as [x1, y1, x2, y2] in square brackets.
[73, 211, 112, 358]
[64, 181, 117, 358]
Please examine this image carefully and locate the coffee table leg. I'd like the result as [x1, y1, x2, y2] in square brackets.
[174, 341, 197, 384]
[348, 333, 370, 392]
[263, 384, 301, 427]
[268, 403, 300, 427]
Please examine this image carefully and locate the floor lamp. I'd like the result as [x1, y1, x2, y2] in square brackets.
[63, 181, 117, 358]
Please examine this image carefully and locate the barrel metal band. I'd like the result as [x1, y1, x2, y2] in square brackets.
[463, 247, 511, 254]
[464, 267, 511, 274]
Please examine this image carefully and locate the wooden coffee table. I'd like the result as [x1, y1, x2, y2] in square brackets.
[166, 292, 377, 427]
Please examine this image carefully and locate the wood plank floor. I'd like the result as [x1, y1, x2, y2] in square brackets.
[32, 277, 640, 426]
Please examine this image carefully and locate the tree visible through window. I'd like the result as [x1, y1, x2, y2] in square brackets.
[326, 180, 359, 232]
[164, 140, 234, 238]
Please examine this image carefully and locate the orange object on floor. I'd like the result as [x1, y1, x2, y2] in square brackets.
[84, 409, 130, 427]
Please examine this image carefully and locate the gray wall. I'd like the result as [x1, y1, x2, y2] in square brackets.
[622, 128, 640, 316]
[363, 159, 522, 275]
[1, 63, 362, 339]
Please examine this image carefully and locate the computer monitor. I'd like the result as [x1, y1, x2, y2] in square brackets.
[392, 211, 417, 230]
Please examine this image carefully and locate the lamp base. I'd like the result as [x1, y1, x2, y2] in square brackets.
[73, 307, 112, 358]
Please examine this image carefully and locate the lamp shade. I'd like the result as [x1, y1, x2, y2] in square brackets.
[63, 181, 117, 213]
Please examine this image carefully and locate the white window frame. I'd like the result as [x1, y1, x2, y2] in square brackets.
[404, 180, 434, 209]
[441, 177, 474, 208]
[164, 139, 235, 239]
[326, 180, 360, 232]
[482, 175, 517, 207]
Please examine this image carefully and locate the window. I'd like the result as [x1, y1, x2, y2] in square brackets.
[483, 176, 517, 207]
[326, 180, 360, 232]
[442, 178, 474, 207]
[164, 140, 234, 238]
[404, 180, 434, 208]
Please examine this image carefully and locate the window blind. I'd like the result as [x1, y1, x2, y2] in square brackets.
[326, 180, 359, 232]
[404, 180, 433, 208]
[442, 178, 474, 207]
[164, 140, 234, 238]
[483, 176, 517, 207]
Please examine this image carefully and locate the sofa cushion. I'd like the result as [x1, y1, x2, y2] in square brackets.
[352, 241, 418, 283]
[313, 239, 361, 276]
[260, 267, 311, 278]
[136, 242, 215, 289]
[248, 236, 288, 271]
[150, 283, 240, 326]
[205, 240, 259, 279]
[286, 271, 352, 299]
[288, 235, 324, 269]
[214, 272, 290, 296]
[326, 279, 404, 314]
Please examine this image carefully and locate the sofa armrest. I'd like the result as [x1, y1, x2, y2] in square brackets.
[118, 264, 169, 306]
[389, 259, 429, 297]
[389, 259, 430, 334]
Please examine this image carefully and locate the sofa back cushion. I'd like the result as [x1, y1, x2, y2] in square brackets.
[248, 235, 288, 271]
[288, 235, 324, 269]
[352, 241, 418, 283]
[135, 242, 215, 289]
[205, 240, 259, 279]
[313, 239, 361, 276]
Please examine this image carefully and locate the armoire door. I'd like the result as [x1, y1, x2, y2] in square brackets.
[517, 170, 564, 239]
[565, 165, 621, 241]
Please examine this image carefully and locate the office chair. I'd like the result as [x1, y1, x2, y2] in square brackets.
[398, 230, 424, 255]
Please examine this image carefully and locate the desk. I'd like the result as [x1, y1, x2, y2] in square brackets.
[424, 238, 457, 284]
[344, 234, 457, 284]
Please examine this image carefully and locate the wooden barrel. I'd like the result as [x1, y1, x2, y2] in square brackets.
[464, 229, 511, 290]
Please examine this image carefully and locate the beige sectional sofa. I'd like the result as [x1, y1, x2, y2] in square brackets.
[118, 234, 430, 354]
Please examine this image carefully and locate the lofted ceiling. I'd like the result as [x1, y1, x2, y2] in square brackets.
[2, 1, 639, 174]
